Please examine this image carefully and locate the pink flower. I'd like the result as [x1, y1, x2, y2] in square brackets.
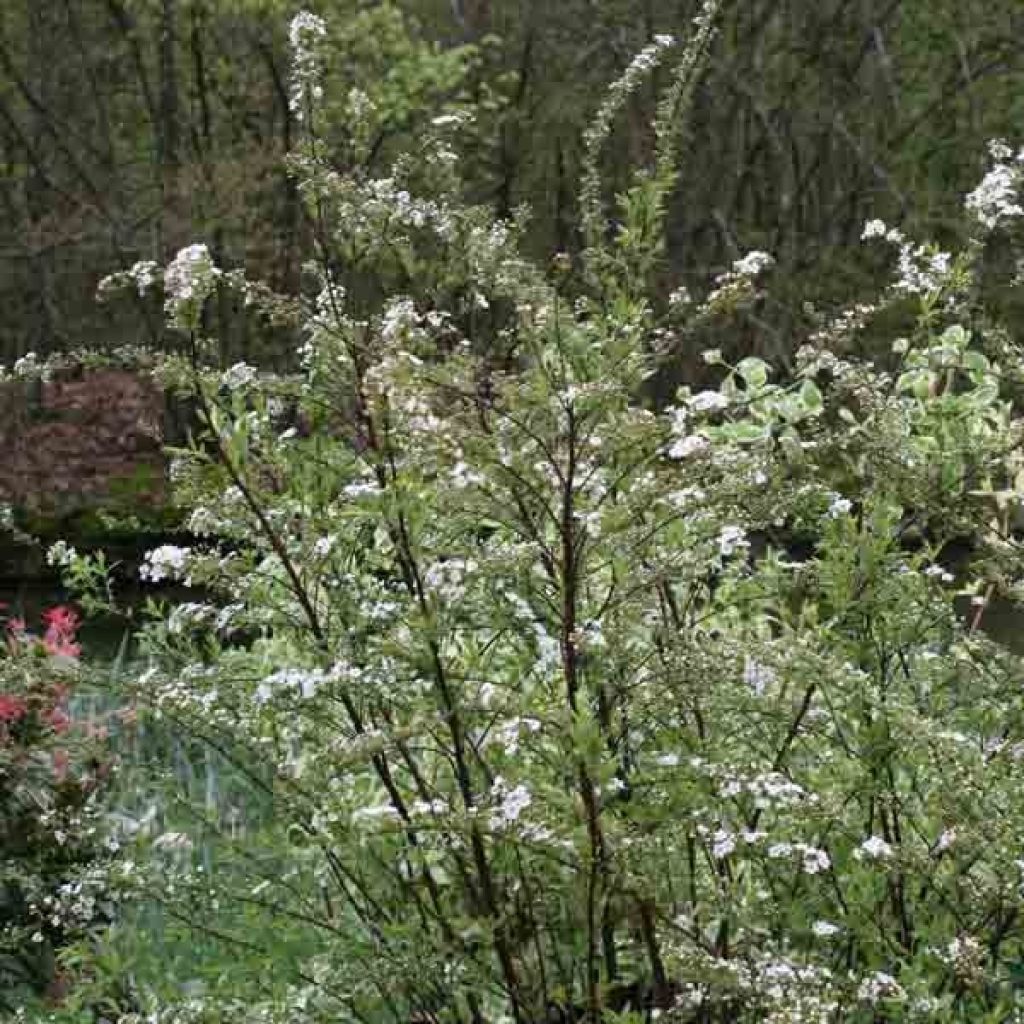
[41, 606, 81, 660]
[0, 694, 27, 723]
[42, 606, 80, 633]
[46, 707, 71, 734]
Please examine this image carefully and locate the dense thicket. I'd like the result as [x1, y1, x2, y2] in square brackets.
[9, 1, 1024, 1020]
[2, 0, 1022, 369]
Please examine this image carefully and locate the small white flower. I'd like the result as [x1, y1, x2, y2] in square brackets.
[221, 362, 257, 391]
[861, 219, 888, 240]
[689, 390, 730, 413]
[812, 920, 840, 937]
[312, 536, 335, 558]
[164, 243, 221, 329]
[857, 971, 906, 1005]
[669, 286, 692, 311]
[668, 434, 709, 460]
[718, 525, 749, 558]
[801, 846, 831, 874]
[46, 540, 78, 569]
[140, 544, 190, 583]
[827, 495, 853, 519]
[490, 782, 532, 829]
[966, 157, 1024, 230]
[732, 250, 774, 276]
[856, 835, 893, 861]
[153, 831, 194, 852]
[743, 657, 775, 696]
[712, 830, 736, 860]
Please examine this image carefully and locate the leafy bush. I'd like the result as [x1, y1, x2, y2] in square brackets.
[0, 605, 118, 1013]
[60, 4, 1024, 1023]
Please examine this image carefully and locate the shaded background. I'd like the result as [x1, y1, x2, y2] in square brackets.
[1, 0, 1022, 368]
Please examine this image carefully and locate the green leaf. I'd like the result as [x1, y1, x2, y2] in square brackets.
[736, 356, 770, 391]
[799, 379, 823, 413]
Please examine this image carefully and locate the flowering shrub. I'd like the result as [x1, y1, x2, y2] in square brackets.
[59, 4, 1024, 1023]
[0, 605, 117, 1012]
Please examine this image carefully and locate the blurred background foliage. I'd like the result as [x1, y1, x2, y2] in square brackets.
[0, 0, 1022, 369]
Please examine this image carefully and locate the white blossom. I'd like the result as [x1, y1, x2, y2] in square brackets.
[856, 835, 893, 861]
[812, 920, 840, 937]
[857, 971, 906, 1005]
[743, 657, 775, 696]
[712, 829, 736, 860]
[718, 525, 749, 558]
[732, 250, 774, 277]
[288, 11, 327, 120]
[966, 152, 1024, 230]
[140, 544, 191, 583]
[689, 390, 730, 413]
[861, 218, 888, 240]
[164, 244, 221, 329]
[221, 362, 257, 391]
[827, 495, 853, 519]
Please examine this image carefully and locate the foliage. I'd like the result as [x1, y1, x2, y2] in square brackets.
[0, 604, 119, 1014]
[40, 6, 1024, 1024]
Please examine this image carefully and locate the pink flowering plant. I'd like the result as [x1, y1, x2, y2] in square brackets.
[0, 603, 118, 1012]
[57, 4, 1024, 1023]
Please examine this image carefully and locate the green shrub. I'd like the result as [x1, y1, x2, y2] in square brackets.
[58, 5, 1024, 1022]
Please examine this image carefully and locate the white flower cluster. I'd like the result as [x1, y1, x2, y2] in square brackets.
[255, 666, 326, 703]
[701, 249, 775, 313]
[288, 11, 327, 120]
[669, 948, 840, 1023]
[861, 220, 952, 296]
[826, 494, 852, 519]
[11, 350, 46, 380]
[140, 544, 191, 583]
[97, 258, 161, 301]
[966, 140, 1024, 230]
[167, 602, 217, 636]
[856, 970, 906, 1005]
[423, 558, 477, 602]
[743, 656, 776, 695]
[855, 834, 893, 861]
[942, 934, 985, 984]
[732, 250, 775, 277]
[718, 524, 749, 558]
[765, 841, 832, 874]
[668, 433, 710, 459]
[221, 362, 257, 391]
[45, 539, 78, 568]
[488, 716, 542, 756]
[164, 243, 221, 329]
[489, 777, 533, 830]
[719, 771, 808, 808]
[689, 389, 730, 413]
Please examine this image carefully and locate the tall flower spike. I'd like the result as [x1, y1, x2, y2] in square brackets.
[579, 34, 678, 255]
[579, 0, 721, 276]
[288, 11, 327, 125]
